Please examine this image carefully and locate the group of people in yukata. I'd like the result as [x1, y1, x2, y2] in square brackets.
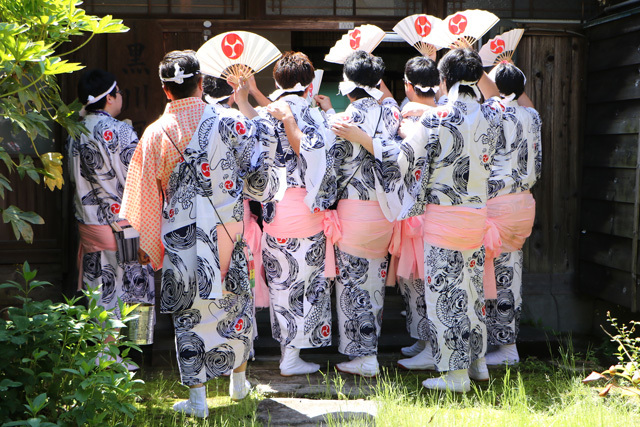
[68, 37, 541, 418]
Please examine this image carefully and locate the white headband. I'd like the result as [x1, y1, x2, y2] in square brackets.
[84, 81, 117, 106]
[338, 75, 383, 100]
[268, 82, 309, 101]
[204, 94, 231, 105]
[161, 63, 195, 84]
[447, 80, 481, 102]
[404, 75, 439, 95]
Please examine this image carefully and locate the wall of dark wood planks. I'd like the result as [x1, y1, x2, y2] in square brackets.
[581, 10, 640, 311]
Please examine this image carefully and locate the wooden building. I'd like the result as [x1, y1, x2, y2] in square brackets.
[4, 0, 632, 355]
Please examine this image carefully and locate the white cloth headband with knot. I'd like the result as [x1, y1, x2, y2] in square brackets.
[84, 81, 117, 106]
[161, 63, 195, 84]
[447, 79, 481, 103]
[204, 94, 231, 105]
[268, 82, 310, 101]
[404, 74, 439, 95]
[338, 75, 383, 100]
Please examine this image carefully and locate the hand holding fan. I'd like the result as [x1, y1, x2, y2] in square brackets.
[324, 24, 385, 64]
[440, 9, 499, 49]
[479, 29, 524, 66]
[393, 14, 446, 59]
[197, 31, 282, 85]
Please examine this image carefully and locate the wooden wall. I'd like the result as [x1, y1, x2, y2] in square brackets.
[511, 30, 591, 331]
[580, 10, 640, 311]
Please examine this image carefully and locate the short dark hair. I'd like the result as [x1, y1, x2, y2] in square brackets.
[78, 69, 117, 112]
[159, 50, 201, 100]
[202, 75, 233, 100]
[404, 56, 439, 98]
[494, 62, 526, 100]
[272, 51, 314, 98]
[343, 50, 385, 100]
[438, 48, 483, 97]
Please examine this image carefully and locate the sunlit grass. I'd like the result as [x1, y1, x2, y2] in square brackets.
[131, 353, 640, 426]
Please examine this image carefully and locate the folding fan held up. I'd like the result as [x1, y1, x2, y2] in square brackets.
[324, 24, 386, 64]
[197, 31, 282, 85]
[479, 28, 525, 66]
[441, 9, 500, 49]
[393, 14, 446, 59]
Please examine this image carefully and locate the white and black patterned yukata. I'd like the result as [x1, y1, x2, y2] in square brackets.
[129, 99, 281, 386]
[258, 95, 334, 349]
[372, 92, 503, 371]
[485, 98, 541, 347]
[330, 97, 400, 357]
[68, 111, 155, 317]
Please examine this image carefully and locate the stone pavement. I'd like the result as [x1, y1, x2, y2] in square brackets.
[249, 352, 403, 426]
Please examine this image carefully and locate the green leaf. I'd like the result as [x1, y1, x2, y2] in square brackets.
[0, 378, 22, 391]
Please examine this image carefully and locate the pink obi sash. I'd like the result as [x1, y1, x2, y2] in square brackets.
[483, 192, 536, 299]
[262, 188, 342, 278]
[423, 204, 490, 251]
[77, 220, 128, 291]
[243, 199, 268, 308]
[388, 215, 425, 284]
[336, 199, 395, 281]
[423, 205, 502, 295]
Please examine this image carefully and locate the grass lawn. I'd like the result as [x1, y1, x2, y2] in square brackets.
[130, 350, 640, 426]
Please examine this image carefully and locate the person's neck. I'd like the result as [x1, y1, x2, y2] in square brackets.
[414, 96, 436, 107]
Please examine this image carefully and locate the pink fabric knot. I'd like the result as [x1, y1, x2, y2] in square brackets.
[323, 210, 342, 279]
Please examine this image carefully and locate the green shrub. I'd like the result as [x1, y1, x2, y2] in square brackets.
[0, 262, 143, 425]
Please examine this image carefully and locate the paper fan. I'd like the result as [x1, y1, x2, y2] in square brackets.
[197, 31, 282, 84]
[441, 9, 499, 48]
[324, 24, 385, 64]
[308, 70, 323, 106]
[393, 14, 446, 58]
[479, 29, 524, 66]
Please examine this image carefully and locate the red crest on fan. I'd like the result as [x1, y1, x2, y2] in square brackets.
[201, 163, 211, 177]
[414, 16, 432, 37]
[235, 319, 244, 332]
[103, 130, 113, 141]
[309, 83, 314, 94]
[110, 203, 120, 214]
[490, 38, 506, 54]
[221, 33, 244, 59]
[235, 121, 246, 135]
[349, 29, 361, 49]
[224, 180, 233, 189]
[448, 13, 468, 35]
[321, 325, 330, 337]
